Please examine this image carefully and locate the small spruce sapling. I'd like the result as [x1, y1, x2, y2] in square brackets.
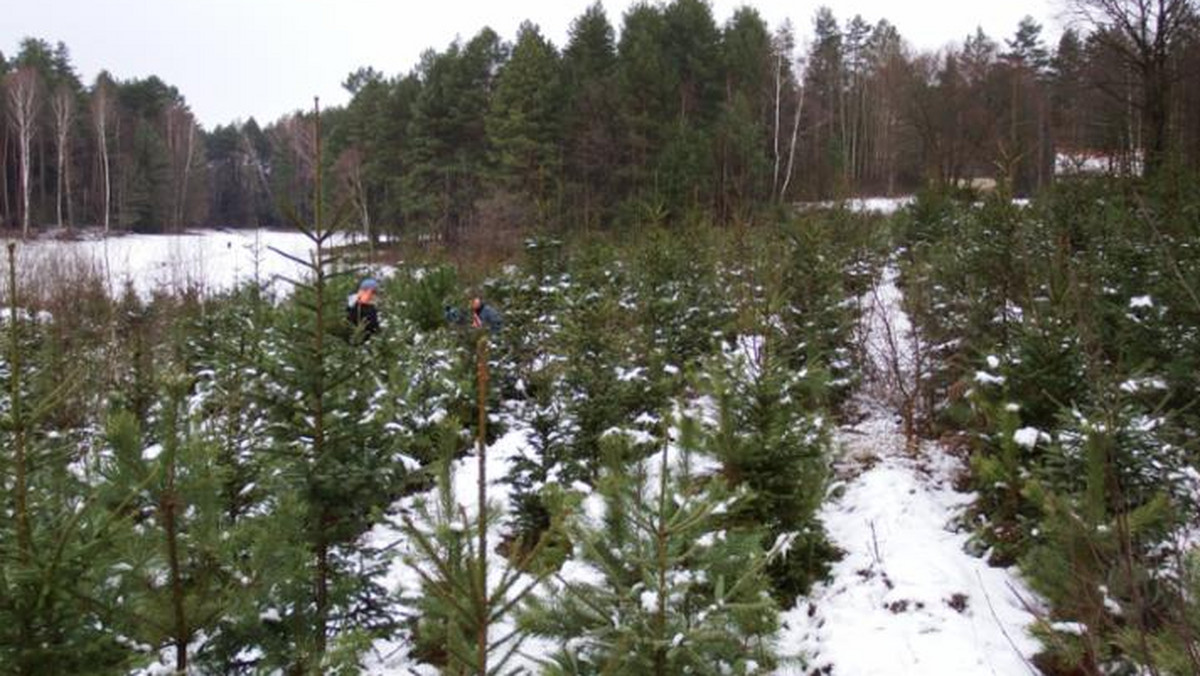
[101, 372, 235, 673]
[706, 335, 834, 604]
[402, 336, 561, 675]
[521, 424, 785, 675]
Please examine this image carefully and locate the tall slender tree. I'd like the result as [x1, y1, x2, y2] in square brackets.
[6, 67, 41, 236]
[0, 52, 10, 227]
[487, 21, 564, 223]
[50, 83, 74, 228]
[804, 7, 844, 197]
[92, 72, 114, 232]
[562, 3, 620, 228]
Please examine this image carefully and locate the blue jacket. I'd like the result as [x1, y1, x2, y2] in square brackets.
[445, 303, 501, 333]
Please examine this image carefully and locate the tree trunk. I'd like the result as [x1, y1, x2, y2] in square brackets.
[163, 459, 188, 672]
[52, 88, 73, 230]
[772, 51, 783, 197]
[475, 335, 490, 676]
[95, 91, 112, 232]
[19, 128, 32, 237]
[780, 82, 804, 201]
[1, 129, 9, 227]
[1143, 59, 1170, 177]
[177, 123, 196, 229]
[55, 132, 66, 229]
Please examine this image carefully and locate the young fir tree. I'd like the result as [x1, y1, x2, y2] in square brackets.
[521, 426, 785, 675]
[183, 283, 273, 523]
[215, 102, 403, 673]
[779, 216, 861, 406]
[402, 336, 559, 675]
[1128, 549, 1200, 675]
[505, 357, 574, 555]
[1020, 392, 1189, 673]
[559, 290, 646, 478]
[706, 334, 834, 604]
[100, 372, 236, 673]
[0, 243, 134, 674]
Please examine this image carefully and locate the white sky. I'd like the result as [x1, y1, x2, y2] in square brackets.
[3, 0, 1064, 129]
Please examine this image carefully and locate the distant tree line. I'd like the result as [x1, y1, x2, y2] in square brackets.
[3, 0, 1199, 236]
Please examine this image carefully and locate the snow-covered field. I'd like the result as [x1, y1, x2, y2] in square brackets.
[778, 266, 1044, 675]
[6, 229, 351, 298]
[796, 197, 916, 215]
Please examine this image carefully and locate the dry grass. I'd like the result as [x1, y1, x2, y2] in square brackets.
[3, 242, 111, 318]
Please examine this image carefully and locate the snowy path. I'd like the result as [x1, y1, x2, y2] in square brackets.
[778, 265, 1044, 676]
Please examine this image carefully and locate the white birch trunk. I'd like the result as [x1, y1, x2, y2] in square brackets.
[7, 70, 41, 237]
[781, 79, 805, 201]
[52, 87, 74, 229]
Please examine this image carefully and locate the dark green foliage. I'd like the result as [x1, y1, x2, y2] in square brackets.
[520, 435, 783, 675]
[100, 375, 238, 672]
[561, 4, 621, 228]
[1125, 550, 1200, 674]
[394, 264, 459, 332]
[0, 248, 135, 674]
[898, 184, 1200, 673]
[706, 337, 835, 604]
[201, 115, 408, 672]
[633, 226, 728, 365]
[778, 213, 874, 406]
[182, 284, 271, 522]
[0, 199, 876, 670]
[487, 21, 564, 222]
[506, 361, 573, 550]
[403, 28, 506, 237]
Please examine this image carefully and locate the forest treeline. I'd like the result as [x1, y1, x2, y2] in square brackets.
[4, 0, 1200, 236]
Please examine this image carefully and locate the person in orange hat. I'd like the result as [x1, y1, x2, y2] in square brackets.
[347, 278, 380, 340]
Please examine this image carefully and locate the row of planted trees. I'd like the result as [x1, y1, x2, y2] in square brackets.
[894, 179, 1200, 674]
[0, 152, 886, 673]
[0, 176, 406, 672]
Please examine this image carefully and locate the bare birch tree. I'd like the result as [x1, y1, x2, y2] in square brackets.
[1068, 0, 1198, 175]
[51, 83, 75, 229]
[165, 103, 199, 229]
[335, 147, 372, 244]
[92, 75, 113, 233]
[772, 30, 786, 196]
[6, 67, 42, 237]
[780, 52, 807, 201]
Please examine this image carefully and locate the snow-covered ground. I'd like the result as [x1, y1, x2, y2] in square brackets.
[778, 266, 1044, 675]
[6, 228, 352, 298]
[1055, 151, 1142, 177]
[797, 197, 916, 215]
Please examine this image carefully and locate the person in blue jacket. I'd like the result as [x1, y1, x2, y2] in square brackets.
[470, 297, 502, 333]
[444, 297, 501, 333]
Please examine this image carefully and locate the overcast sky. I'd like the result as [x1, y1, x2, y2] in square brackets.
[3, 0, 1064, 129]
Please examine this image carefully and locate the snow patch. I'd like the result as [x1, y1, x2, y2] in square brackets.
[1013, 427, 1042, 449]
